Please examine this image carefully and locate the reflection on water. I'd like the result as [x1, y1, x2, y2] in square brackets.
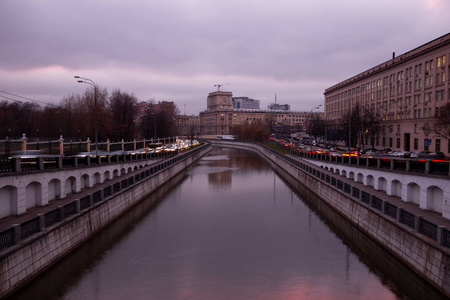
[10, 147, 447, 300]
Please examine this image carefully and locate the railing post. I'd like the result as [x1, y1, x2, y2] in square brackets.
[75, 199, 81, 214]
[89, 193, 94, 207]
[437, 226, 446, 245]
[106, 139, 111, 152]
[12, 224, 21, 244]
[37, 157, 44, 170]
[86, 138, 91, 153]
[406, 160, 411, 172]
[121, 139, 125, 151]
[390, 159, 394, 171]
[38, 214, 45, 230]
[425, 160, 430, 174]
[414, 215, 422, 232]
[57, 156, 63, 169]
[12, 157, 21, 172]
[58, 205, 65, 221]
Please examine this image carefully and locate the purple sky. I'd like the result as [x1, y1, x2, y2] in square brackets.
[1, 0, 449, 115]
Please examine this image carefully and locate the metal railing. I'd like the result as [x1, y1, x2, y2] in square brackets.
[0, 149, 177, 174]
[291, 150, 450, 177]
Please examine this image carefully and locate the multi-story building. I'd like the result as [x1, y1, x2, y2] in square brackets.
[232, 97, 260, 110]
[200, 91, 323, 136]
[324, 33, 450, 154]
[176, 115, 200, 137]
[268, 103, 290, 111]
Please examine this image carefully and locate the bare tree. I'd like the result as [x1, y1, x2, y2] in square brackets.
[432, 102, 450, 141]
[362, 106, 383, 149]
[339, 103, 363, 148]
[108, 89, 138, 141]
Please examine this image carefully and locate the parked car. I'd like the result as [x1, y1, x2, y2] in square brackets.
[381, 148, 392, 154]
[391, 151, 411, 158]
[410, 152, 419, 158]
[417, 151, 446, 159]
[365, 150, 380, 156]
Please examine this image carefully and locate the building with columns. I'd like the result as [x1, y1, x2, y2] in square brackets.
[324, 33, 450, 154]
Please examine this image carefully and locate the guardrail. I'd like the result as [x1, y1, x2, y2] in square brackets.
[0, 144, 208, 252]
[291, 150, 450, 176]
[0, 137, 177, 158]
[208, 139, 450, 249]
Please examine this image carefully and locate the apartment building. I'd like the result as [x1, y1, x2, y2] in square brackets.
[324, 33, 450, 154]
[232, 97, 260, 110]
[177, 115, 200, 137]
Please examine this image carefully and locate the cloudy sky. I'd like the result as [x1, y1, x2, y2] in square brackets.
[1, 0, 449, 115]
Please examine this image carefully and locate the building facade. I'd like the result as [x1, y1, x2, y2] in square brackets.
[200, 91, 323, 136]
[324, 33, 450, 154]
[176, 115, 200, 137]
[268, 103, 290, 111]
[232, 97, 260, 110]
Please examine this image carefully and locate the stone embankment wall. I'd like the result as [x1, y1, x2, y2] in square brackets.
[210, 140, 450, 297]
[0, 144, 211, 298]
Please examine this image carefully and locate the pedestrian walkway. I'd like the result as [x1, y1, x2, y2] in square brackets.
[0, 158, 163, 232]
[290, 154, 450, 233]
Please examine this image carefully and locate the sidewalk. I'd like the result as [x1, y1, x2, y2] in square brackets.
[290, 154, 450, 230]
[0, 158, 163, 232]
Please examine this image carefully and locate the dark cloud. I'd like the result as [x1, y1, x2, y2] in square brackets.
[1, 0, 450, 114]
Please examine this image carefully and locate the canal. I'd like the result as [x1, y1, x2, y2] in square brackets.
[10, 147, 446, 299]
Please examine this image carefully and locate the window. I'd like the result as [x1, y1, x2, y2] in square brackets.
[389, 138, 393, 147]
[414, 138, 418, 150]
[397, 138, 401, 148]
[436, 139, 441, 152]
[437, 55, 446, 68]
[414, 124, 419, 133]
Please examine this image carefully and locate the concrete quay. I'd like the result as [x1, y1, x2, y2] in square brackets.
[0, 144, 211, 298]
[209, 139, 450, 297]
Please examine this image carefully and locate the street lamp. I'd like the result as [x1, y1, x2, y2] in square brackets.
[74, 76, 98, 156]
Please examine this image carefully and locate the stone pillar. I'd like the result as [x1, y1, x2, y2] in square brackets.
[406, 160, 411, 172]
[59, 135, 64, 155]
[39, 182, 48, 206]
[15, 185, 27, 216]
[21, 133, 27, 150]
[121, 139, 125, 151]
[87, 138, 91, 153]
[106, 139, 111, 152]
[419, 186, 429, 210]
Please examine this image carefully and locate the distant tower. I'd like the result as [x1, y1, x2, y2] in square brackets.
[207, 91, 233, 112]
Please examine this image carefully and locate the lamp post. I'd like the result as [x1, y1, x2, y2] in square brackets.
[310, 104, 322, 152]
[74, 76, 98, 156]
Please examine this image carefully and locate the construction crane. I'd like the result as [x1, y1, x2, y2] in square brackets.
[214, 83, 231, 91]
